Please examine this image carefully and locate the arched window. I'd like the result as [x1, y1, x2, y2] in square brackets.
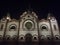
[40, 24, 48, 31]
[9, 24, 17, 31]
[0, 24, 4, 31]
[10, 26, 16, 29]
[54, 25, 57, 30]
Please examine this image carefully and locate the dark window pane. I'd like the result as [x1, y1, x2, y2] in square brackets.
[54, 25, 57, 30]
[41, 25, 48, 31]
[0, 24, 3, 31]
[10, 26, 16, 29]
[9, 24, 16, 31]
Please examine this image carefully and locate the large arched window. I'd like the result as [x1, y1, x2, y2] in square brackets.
[40, 24, 48, 31]
[9, 24, 17, 31]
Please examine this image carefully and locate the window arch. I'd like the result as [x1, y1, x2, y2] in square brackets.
[9, 24, 17, 31]
[40, 24, 48, 31]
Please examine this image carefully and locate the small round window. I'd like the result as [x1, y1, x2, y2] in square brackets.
[40, 24, 48, 31]
[9, 24, 17, 31]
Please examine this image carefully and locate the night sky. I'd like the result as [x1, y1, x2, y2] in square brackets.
[0, 0, 60, 25]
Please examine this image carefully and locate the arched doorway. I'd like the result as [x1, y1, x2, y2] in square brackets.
[25, 33, 32, 43]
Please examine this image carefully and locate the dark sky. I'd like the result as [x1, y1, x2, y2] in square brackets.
[0, 0, 60, 25]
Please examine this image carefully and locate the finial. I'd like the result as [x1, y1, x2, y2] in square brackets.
[6, 13, 11, 21]
[27, 10, 31, 14]
[47, 13, 51, 19]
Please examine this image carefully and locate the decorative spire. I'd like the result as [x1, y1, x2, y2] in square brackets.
[27, 10, 31, 14]
[27, 3, 32, 14]
[47, 13, 55, 20]
[6, 13, 11, 21]
[47, 13, 51, 19]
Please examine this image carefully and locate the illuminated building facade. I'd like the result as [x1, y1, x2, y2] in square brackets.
[0, 11, 60, 42]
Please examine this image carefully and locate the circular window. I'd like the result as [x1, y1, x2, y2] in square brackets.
[23, 19, 35, 30]
[25, 22, 32, 29]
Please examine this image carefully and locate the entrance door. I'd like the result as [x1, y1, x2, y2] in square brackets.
[25, 33, 32, 43]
